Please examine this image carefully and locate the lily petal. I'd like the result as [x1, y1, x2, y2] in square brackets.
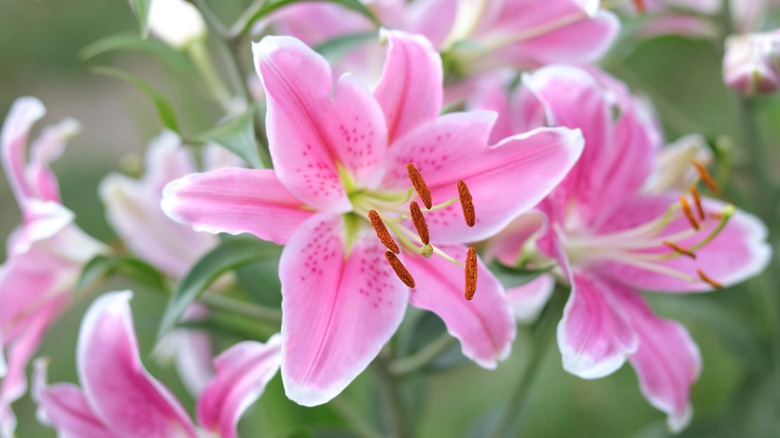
[197, 336, 282, 438]
[385, 111, 583, 244]
[374, 30, 442, 143]
[616, 291, 701, 432]
[558, 272, 637, 379]
[506, 274, 555, 324]
[253, 35, 388, 210]
[279, 214, 408, 406]
[403, 245, 516, 368]
[77, 291, 197, 438]
[1, 96, 46, 205]
[162, 168, 314, 245]
[33, 359, 113, 438]
[25, 118, 80, 203]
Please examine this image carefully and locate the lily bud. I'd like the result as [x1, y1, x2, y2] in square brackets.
[148, 0, 207, 49]
[723, 30, 780, 96]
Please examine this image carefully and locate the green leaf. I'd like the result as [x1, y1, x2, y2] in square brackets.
[314, 31, 377, 64]
[128, 0, 152, 38]
[198, 110, 262, 168]
[76, 255, 167, 295]
[156, 236, 282, 344]
[82, 34, 196, 77]
[488, 261, 549, 289]
[236, 0, 380, 39]
[92, 66, 181, 132]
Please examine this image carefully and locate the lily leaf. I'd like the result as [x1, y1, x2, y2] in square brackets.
[198, 109, 263, 169]
[156, 235, 282, 344]
[92, 66, 181, 133]
[76, 255, 167, 295]
[82, 33, 196, 77]
[128, 0, 152, 38]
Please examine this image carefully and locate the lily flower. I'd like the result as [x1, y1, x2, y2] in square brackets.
[723, 30, 780, 96]
[0, 97, 107, 438]
[162, 30, 584, 406]
[34, 290, 282, 438]
[473, 65, 770, 430]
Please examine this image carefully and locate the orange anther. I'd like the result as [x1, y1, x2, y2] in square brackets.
[664, 240, 696, 259]
[369, 210, 399, 254]
[689, 185, 706, 221]
[465, 247, 478, 300]
[385, 251, 415, 288]
[457, 180, 476, 227]
[406, 163, 433, 209]
[697, 269, 724, 289]
[409, 201, 430, 245]
[679, 196, 700, 231]
[692, 160, 719, 192]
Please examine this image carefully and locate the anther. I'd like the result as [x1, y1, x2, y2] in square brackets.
[409, 201, 430, 245]
[406, 163, 432, 209]
[632, 0, 646, 13]
[697, 269, 724, 289]
[692, 160, 719, 192]
[457, 180, 476, 227]
[663, 240, 696, 259]
[464, 247, 478, 300]
[689, 185, 706, 221]
[385, 251, 415, 288]
[369, 210, 400, 254]
[679, 196, 700, 230]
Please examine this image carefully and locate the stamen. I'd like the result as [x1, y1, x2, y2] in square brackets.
[457, 180, 476, 227]
[368, 210, 400, 254]
[385, 251, 415, 288]
[697, 269, 724, 289]
[689, 185, 706, 220]
[464, 247, 478, 300]
[420, 244, 434, 258]
[406, 163, 433, 209]
[679, 196, 700, 230]
[409, 201, 430, 245]
[692, 160, 719, 192]
[632, 0, 646, 13]
[663, 240, 696, 259]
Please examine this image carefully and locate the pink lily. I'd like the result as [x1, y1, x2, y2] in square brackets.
[723, 30, 780, 96]
[473, 65, 771, 430]
[162, 30, 584, 405]
[0, 97, 107, 438]
[33, 290, 282, 438]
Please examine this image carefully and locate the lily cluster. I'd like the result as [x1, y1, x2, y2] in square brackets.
[0, 0, 773, 436]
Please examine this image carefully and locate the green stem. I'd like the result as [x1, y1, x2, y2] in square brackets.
[489, 290, 563, 438]
[388, 333, 456, 376]
[331, 397, 384, 438]
[187, 39, 234, 112]
[373, 356, 413, 438]
[200, 292, 282, 323]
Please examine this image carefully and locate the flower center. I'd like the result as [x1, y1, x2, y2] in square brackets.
[348, 163, 480, 299]
[562, 162, 732, 289]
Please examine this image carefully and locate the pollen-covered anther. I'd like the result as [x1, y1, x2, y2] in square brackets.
[689, 185, 706, 220]
[406, 163, 433, 209]
[679, 196, 700, 230]
[663, 240, 696, 259]
[692, 160, 719, 192]
[464, 247, 478, 300]
[385, 251, 415, 288]
[457, 180, 476, 227]
[410, 201, 430, 245]
[697, 269, 724, 289]
[368, 210, 400, 254]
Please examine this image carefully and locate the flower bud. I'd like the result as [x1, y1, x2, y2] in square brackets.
[148, 0, 207, 49]
[723, 30, 780, 96]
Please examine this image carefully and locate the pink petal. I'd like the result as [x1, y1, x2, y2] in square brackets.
[77, 291, 197, 438]
[506, 274, 555, 323]
[403, 0, 458, 47]
[197, 335, 282, 438]
[100, 133, 217, 278]
[252, 36, 388, 209]
[557, 272, 637, 379]
[402, 245, 516, 368]
[374, 30, 442, 143]
[384, 111, 583, 244]
[593, 194, 772, 292]
[162, 168, 314, 245]
[25, 118, 79, 203]
[7, 200, 73, 256]
[279, 214, 408, 406]
[32, 359, 113, 438]
[1, 97, 46, 206]
[483, 211, 547, 267]
[615, 291, 701, 432]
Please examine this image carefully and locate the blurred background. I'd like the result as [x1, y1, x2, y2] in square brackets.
[2, 1, 780, 437]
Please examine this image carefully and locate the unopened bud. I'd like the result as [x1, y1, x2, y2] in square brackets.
[723, 31, 780, 96]
[148, 0, 207, 49]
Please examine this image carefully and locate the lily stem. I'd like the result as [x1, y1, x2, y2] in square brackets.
[388, 332, 456, 376]
[489, 289, 563, 438]
[200, 292, 282, 323]
[373, 355, 413, 438]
